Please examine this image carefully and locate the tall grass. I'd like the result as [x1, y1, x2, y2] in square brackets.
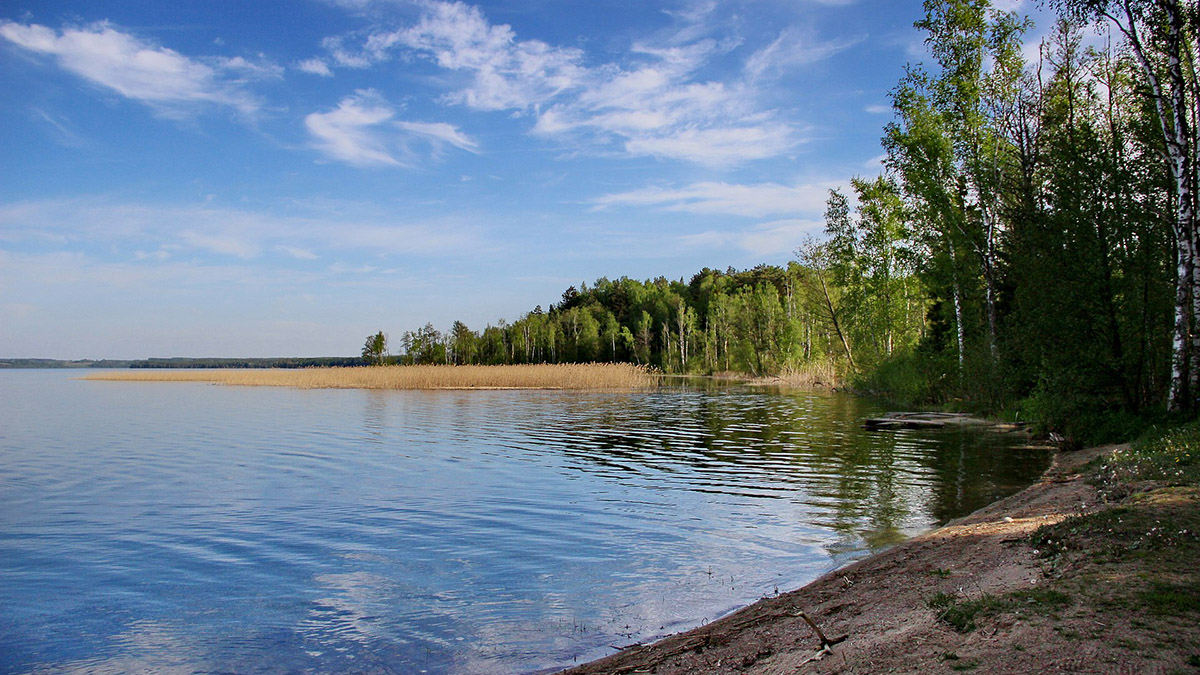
[83, 363, 660, 390]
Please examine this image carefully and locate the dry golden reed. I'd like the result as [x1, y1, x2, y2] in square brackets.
[83, 363, 660, 390]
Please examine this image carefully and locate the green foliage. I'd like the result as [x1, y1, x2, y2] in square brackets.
[1031, 422, 1200, 560]
[361, 331, 388, 366]
[389, 263, 867, 377]
[854, 350, 943, 405]
[1102, 422, 1200, 488]
[376, 1, 1191, 445]
[1017, 370, 1152, 447]
[927, 589, 1071, 633]
[854, 5, 1180, 435]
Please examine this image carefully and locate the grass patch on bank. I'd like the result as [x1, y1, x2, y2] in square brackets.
[1027, 422, 1200, 631]
[1141, 581, 1200, 616]
[927, 588, 1071, 633]
[1031, 422, 1200, 565]
[1095, 422, 1200, 494]
[83, 363, 661, 390]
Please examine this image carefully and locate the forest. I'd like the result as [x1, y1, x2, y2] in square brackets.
[380, 0, 1200, 443]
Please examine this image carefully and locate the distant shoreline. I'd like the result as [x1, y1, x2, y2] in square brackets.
[0, 357, 363, 369]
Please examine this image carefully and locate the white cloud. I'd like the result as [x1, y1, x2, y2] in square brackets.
[305, 90, 404, 166]
[0, 20, 264, 116]
[179, 231, 260, 259]
[311, 0, 801, 166]
[680, 219, 826, 256]
[592, 180, 838, 218]
[321, 34, 379, 68]
[623, 124, 795, 167]
[395, 120, 479, 154]
[864, 104, 891, 114]
[276, 245, 319, 260]
[297, 58, 333, 77]
[216, 55, 284, 79]
[532, 61, 795, 166]
[30, 107, 89, 147]
[388, 1, 587, 111]
[304, 90, 479, 166]
[0, 197, 487, 261]
[745, 27, 863, 80]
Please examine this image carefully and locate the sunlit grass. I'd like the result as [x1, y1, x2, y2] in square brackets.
[1099, 421, 1200, 488]
[82, 363, 660, 390]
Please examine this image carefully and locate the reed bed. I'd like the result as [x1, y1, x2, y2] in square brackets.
[83, 363, 660, 390]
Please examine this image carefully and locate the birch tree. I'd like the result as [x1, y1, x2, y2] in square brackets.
[1049, 0, 1198, 410]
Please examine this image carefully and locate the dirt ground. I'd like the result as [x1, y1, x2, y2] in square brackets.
[560, 445, 1200, 674]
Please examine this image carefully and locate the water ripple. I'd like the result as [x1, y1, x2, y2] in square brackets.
[0, 371, 1050, 674]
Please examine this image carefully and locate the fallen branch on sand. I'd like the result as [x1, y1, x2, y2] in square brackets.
[791, 609, 847, 664]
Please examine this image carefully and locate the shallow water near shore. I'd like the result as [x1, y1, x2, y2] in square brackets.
[0, 370, 1050, 674]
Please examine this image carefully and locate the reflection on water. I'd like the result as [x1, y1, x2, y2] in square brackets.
[0, 371, 1050, 674]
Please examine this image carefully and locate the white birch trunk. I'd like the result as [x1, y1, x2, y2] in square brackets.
[1112, 0, 1195, 410]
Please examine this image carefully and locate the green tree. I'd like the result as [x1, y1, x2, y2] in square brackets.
[361, 331, 389, 366]
[448, 320, 477, 365]
[1047, 0, 1198, 411]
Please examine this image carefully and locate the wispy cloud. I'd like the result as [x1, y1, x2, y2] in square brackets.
[309, 0, 809, 167]
[391, 1, 587, 111]
[680, 219, 826, 256]
[0, 20, 267, 116]
[29, 107, 89, 147]
[0, 197, 488, 261]
[395, 120, 479, 154]
[591, 180, 838, 218]
[304, 90, 478, 166]
[297, 57, 333, 77]
[622, 124, 795, 167]
[305, 90, 405, 166]
[745, 27, 863, 80]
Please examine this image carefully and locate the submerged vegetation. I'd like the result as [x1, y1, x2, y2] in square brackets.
[84, 363, 658, 390]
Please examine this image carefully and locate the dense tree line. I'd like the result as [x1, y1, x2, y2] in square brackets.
[395, 264, 868, 378]
[390, 0, 1200, 440]
[868, 0, 1192, 438]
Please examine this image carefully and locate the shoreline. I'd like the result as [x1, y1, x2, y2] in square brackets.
[559, 444, 1154, 674]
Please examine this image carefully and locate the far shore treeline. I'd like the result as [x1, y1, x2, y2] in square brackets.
[0, 357, 367, 369]
[380, 2, 1200, 444]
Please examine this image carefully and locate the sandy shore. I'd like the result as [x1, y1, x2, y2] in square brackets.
[560, 444, 1199, 674]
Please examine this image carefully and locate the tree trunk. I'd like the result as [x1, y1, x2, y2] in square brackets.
[817, 271, 855, 369]
[1112, 0, 1195, 410]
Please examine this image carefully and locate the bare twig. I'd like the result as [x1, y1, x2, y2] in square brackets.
[790, 608, 848, 664]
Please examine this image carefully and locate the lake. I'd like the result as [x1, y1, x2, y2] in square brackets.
[0, 370, 1050, 674]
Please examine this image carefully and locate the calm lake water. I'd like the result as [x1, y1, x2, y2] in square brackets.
[0, 370, 1050, 674]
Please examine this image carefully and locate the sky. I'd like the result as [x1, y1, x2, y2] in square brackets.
[0, 0, 1052, 359]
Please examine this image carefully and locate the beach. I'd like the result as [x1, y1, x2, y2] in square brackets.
[562, 444, 1200, 674]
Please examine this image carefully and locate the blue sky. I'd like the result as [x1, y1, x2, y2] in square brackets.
[0, 0, 1046, 359]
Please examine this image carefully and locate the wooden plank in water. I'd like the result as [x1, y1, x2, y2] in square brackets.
[863, 417, 946, 430]
[862, 412, 992, 430]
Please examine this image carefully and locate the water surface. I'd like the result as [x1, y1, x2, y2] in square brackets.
[0, 370, 1050, 673]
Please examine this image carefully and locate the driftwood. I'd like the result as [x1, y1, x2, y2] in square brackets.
[863, 411, 992, 431]
[791, 609, 848, 664]
[588, 605, 845, 674]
